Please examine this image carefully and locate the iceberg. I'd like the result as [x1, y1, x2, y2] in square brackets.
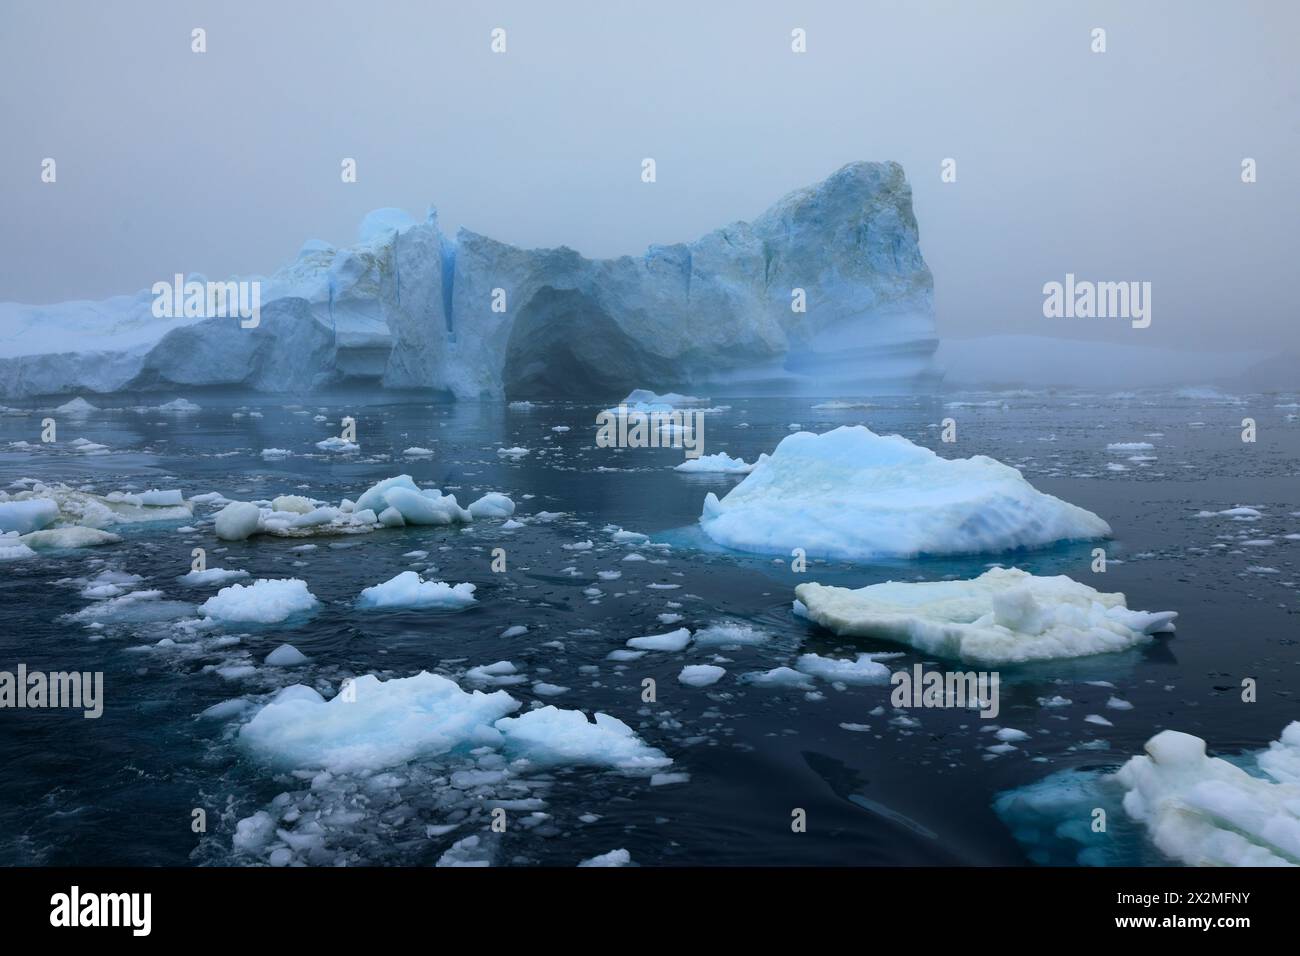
[796, 567, 1176, 665]
[0, 162, 935, 400]
[699, 426, 1111, 560]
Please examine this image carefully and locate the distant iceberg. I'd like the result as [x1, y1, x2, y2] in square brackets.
[698, 425, 1111, 560]
[0, 162, 936, 400]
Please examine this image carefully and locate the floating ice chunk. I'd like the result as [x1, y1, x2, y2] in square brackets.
[260, 448, 291, 459]
[265, 644, 309, 666]
[495, 706, 671, 772]
[795, 567, 1177, 665]
[678, 664, 726, 687]
[532, 682, 570, 697]
[0, 498, 59, 534]
[239, 672, 520, 773]
[1106, 442, 1154, 452]
[795, 652, 892, 685]
[270, 495, 314, 514]
[403, 447, 434, 457]
[69, 589, 194, 624]
[385, 487, 471, 525]
[0, 541, 36, 561]
[465, 661, 527, 686]
[316, 436, 359, 453]
[54, 397, 98, 414]
[467, 493, 515, 518]
[1114, 725, 1300, 866]
[357, 571, 476, 609]
[179, 567, 250, 586]
[578, 848, 632, 867]
[215, 501, 262, 541]
[740, 666, 816, 690]
[699, 425, 1110, 560]
[156, 397, 201, 412]
[200, 578, 319, 624]
[436, 835, 494, 867]
[497, 446, 530, 457]
[20, 526, 121, 550]
[693, 622, 770, 646]
[674, 452, 760, 474]
[626, 628, 692, 652]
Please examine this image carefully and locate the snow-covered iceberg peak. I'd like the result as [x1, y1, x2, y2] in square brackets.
[699, 426, 1111, 560]
[796, 567, 1176, 665]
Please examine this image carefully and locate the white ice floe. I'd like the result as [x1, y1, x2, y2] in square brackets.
[795, 567, 1177, 665]
[240, 673, 520, 773]
[578, 849, 632, 867]
[239, 672, 669, 776]
[357, 571, 476, 610]
[0, 498, 59, 534]
[212, 475, 483, 541]
[626, 628, 692, 652]
[678, 664, 726, 687]
[496, 706, 671, 771]
[199, 578, 319, 624]
[178, 567, 250, 586]
[20, 526, 122, 550]
[698, 425, 1110, 560]
[673, 452, 762, 474]
[467, 492, 515, 518]
[693, 622, 770, 646]
[265, 644, 309, 666]
[1114, 724, 1300, 866]
[795, 652, 893, 685]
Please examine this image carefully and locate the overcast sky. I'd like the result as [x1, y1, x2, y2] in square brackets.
[2, 0, 1296, 356]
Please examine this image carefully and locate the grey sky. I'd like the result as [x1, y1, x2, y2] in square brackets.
[2, 0, 1296, 356]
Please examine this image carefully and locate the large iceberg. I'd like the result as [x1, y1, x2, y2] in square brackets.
[0, 162, 936, 400]
[699, 426, 1111, 560]
[796, 567, 1176, 665]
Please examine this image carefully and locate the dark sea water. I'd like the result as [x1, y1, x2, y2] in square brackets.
[1, 388, 1297, 866]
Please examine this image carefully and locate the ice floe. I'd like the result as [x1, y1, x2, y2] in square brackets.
[698, 426, 1110, 560]
[199, 578, 319, 624]
[796, 567, 1176, 665]
[357, 571, 476, 610]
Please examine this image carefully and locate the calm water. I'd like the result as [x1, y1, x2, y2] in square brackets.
[1, 389, 1297, 866]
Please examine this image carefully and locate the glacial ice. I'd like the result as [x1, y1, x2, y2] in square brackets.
[699, 426, 1111, 560]
[673, 452, 761, 474]
[796, 567, 1176, 665]
[199, 578, 319, 624]
[0, 162, 936, 400]
[237, 671, 669, 777]
[997, 723, 1300, 867]
[239, 673, 520, 773]
[357, 572, 477, 610]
